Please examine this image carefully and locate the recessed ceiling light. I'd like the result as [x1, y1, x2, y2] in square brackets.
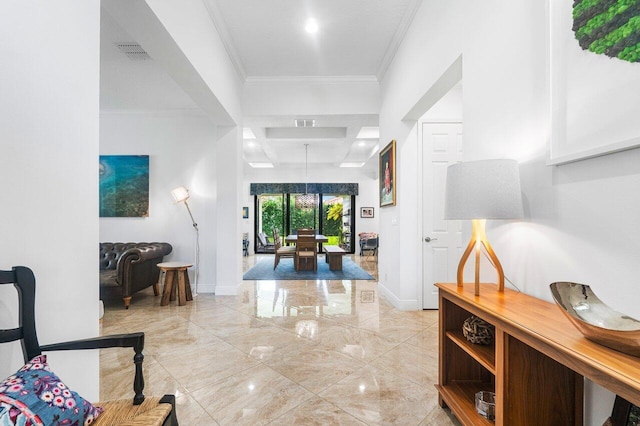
[248, 163, 274, 168]
[305, 19, 319, 34]
[243, 127, 256, 139]
[340, 162, 365, 168]
[358, 140, 366, 147]
[356, 127, 379, 139]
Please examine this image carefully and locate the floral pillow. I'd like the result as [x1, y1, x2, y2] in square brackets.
[0, 355, 102, 426]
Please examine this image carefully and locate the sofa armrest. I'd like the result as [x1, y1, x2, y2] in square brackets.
[116, 243, 172, 289]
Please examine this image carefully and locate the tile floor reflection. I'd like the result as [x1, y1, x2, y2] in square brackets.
[100, 254, 460, 425]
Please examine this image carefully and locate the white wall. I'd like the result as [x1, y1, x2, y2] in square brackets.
[100, 112, 218, 294]
[381, 0, 640, 423]
[0, 0, 101, 400]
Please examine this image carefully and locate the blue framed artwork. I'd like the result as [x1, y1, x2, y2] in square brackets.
[99, 155, 149, 217]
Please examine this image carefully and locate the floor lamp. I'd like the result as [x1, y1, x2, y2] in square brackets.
[444, 159, 524, 296]
[171, 186, 199, 296]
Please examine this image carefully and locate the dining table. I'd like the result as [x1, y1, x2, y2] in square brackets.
[285, 234, 329, 244]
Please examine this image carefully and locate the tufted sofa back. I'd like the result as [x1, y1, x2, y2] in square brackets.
[100, 242, 172, 270]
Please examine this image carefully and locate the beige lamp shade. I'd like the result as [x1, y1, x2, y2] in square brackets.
[171, 186, 190, 204]
[445, 159, 524, 220]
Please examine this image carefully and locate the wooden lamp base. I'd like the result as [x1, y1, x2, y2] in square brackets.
[456, 219, 505, 296]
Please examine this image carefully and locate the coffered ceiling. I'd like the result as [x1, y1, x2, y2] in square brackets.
[100, 1, 422, 171]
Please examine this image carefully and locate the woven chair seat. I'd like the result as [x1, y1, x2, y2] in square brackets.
[94, 397, 172, 426]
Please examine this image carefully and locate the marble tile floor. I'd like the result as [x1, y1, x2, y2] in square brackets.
[100, 254, 461, 425]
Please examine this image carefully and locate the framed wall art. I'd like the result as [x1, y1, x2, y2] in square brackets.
[549, 0, 640, 165]
[242, 206, 249, 219]
[360, 207, 374, 218]
[99, 155, 149, 217]
[379, 140, 396, 207]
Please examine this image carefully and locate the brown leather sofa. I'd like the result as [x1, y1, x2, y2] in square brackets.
[100, 242, 172, 309]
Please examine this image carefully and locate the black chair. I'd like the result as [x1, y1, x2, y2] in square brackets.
[0, 266, 178, 425]
[363, 237, 379, 261]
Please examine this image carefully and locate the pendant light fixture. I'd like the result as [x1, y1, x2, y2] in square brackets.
[295, 144, 318, 210]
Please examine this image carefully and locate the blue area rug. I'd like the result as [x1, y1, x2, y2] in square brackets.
[243, 257, 374, 281]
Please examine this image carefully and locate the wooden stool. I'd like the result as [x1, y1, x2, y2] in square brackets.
[157, 262, 194, 306]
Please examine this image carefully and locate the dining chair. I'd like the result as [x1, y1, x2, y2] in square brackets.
[295, 235, 318, 271]
[257, 232, 274, 252]
[297, 228, 316, 237]
[0, 266, 178, 425]
[363, 236, 379, 262]
[273, 229, 296, 269]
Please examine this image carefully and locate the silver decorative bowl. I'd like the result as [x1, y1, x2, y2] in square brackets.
[550, 282, 640, 357]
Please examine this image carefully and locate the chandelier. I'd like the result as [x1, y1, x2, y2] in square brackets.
[295, 144, 318, 210]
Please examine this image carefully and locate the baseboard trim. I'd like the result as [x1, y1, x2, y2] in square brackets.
[209, 282, 239, 296]
[377, 282, 420, 311]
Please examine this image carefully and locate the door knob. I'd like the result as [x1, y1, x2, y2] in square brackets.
[424, 237, 438, 242]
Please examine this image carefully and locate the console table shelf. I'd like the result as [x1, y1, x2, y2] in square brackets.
[436, 283, 640, 426]
[446, 330, 495, 374]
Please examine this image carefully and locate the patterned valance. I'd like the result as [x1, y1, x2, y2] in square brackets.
[250, 183, 358, 195]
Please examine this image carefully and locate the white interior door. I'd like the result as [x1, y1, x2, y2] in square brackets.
[422, 122, 463, 309]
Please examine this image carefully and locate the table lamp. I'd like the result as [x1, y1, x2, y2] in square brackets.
[444, 159, 523, 296]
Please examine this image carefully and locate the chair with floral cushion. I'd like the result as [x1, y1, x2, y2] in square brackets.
[0, 266, 178, 425]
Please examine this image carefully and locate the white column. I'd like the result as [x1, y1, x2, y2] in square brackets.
[214, 126, 243, 294]
[0, 0, 100, 400]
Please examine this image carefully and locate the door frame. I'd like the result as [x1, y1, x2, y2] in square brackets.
[400, 55, 463, 309]
[417, 119, 463, 309]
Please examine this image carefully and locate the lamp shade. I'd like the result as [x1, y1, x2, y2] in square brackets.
[171, 186, 190, 203]
[445, 159, 524, 220]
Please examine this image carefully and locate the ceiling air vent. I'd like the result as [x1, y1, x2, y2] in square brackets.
[294, 119, 315, 127]
[115, 43, 152, 61]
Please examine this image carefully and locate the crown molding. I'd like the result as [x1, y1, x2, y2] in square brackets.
[201, 0, 247, 82]
[377, 0, 423, 81]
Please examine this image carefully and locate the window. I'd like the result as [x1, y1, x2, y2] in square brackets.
[253, 194, 355, 253]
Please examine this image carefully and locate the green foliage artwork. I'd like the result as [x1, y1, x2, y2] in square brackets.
[573, 0, 640, 63]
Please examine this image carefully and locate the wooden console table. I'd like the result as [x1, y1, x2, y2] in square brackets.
[436, 283, 640, 426]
